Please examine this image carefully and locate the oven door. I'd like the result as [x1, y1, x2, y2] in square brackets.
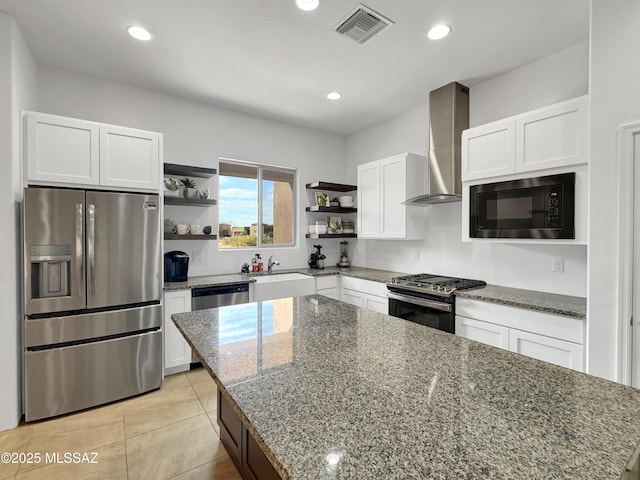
[387, 291, 454, 333]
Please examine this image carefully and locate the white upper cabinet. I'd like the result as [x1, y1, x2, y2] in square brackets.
[357, 153, 426, 240]
[515, 97, 587, 172]
[100, 125, 160, 190]
[357, 161, 381, 238]
[26, 112, 100, 185]
[462, 96, 588, 182]
[462, 119, 515, 181]
[25, 111, 161, 192]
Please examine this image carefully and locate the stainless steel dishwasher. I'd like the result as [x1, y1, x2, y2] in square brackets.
[191, 283, 250, 310]
[190, 283, 250, 362]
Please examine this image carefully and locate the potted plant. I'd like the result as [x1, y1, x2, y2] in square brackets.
[163, 178, 179, 196]
[179, 177, 197, 198]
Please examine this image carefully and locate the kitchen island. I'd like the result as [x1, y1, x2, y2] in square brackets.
[172, 295, 640, 479]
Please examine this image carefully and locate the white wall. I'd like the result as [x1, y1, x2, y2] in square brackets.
[0, 12, 37, 431]
[345, 43, 589, 297]
[36, 67, 348, 274]
[587, 0, 640, 381]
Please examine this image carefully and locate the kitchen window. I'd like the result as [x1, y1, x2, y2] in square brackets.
[218, 159, 296, 249]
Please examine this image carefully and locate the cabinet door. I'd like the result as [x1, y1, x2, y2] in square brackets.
[455, 315, 509, 349]
[509, 328, 584, 372]
[357, 162, 381, 238]
[100, 125, 160, 191]
[163, 290, 192, 374]
[515, 96, 587, 172]
[25, 112, 100, 185]
[462, 120, 515, 181]
[380, 155, 407, 238]
[364, 294, 388, 314]
[341, 288, 364, 308]
[317, 289, 337, 299]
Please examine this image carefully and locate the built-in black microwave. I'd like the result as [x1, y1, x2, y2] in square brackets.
[469, 172, 575, 239]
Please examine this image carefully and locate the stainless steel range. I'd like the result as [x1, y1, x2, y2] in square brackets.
[386, 274, 486, 333]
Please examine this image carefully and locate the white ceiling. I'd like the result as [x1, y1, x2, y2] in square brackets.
[0, 0, 589, 136]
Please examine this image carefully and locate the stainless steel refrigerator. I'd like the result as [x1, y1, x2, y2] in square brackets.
[23, 187, 163, 421]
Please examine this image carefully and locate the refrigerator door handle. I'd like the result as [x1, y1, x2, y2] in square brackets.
[75, 203, 84, 296]
[87, 204, 96, 297]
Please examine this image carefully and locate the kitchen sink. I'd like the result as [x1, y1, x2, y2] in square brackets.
[252, 273, 315, 301]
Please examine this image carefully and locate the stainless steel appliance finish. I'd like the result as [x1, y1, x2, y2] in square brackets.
[23, 187, 162, 422]
[403, 82, 469, 206]
[191, 283, 249, 362]
[24, 330, 162, 422]
[387, 273, 486, 333]
[386, 273, 486, 298]
[469, 172, 576, 239]
[191, 284, 250, 310]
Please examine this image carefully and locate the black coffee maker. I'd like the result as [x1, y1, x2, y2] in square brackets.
[308, 244, 326, 270]
[164, 251, 189, 282]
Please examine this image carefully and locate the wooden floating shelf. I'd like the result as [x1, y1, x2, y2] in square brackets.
[305, 181, 357, 192]
[164, 233, 217, 240]
[164, 163, 217, 178]
[306, 206, 356, 213]
[164, 197, 216, 207]
[305, 233, 357, 239]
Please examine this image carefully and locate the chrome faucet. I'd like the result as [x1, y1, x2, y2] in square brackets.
[268, 255, 280, 274]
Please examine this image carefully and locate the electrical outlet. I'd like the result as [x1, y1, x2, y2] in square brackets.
[551, 258, 564, 273]
[353, 248, 359, 256]
[192, 251, 202, 263]
[414, 250, 420, 260]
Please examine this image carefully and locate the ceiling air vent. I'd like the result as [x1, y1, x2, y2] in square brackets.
[333, 4, 394, 45]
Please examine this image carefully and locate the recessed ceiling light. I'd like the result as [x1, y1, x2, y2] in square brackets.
[295, 0, 320, 11]
[326, 92, 342, 101]
[127, 25, 152, 41]
[427, 24, 451, 40]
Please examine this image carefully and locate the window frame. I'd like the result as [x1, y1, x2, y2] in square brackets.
[218, 157, 298, 250]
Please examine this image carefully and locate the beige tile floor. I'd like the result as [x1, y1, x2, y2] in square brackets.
[0, 368, 242, 480]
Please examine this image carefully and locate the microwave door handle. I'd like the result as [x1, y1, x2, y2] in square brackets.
[87, 204, 95, 297]
[387, 292, 452, 312]
[75, 203, 84, 297]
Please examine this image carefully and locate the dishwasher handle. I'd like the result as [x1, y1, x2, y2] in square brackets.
[191, 283, 249, 298]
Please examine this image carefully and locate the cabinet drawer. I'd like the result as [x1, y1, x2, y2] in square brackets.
[340, 276, 388, 298]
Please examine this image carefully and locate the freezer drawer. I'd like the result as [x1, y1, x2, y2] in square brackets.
[24, 304, 162, 348]
[24, 330, 162, 422]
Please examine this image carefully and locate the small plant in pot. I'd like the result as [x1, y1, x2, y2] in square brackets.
[163, 178, 179, 196]
[179, 177, 197, 198]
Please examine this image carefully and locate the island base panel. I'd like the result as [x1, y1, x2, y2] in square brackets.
[218, 390, 282, 480]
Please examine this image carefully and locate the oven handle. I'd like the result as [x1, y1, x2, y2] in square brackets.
[387, 292, 452, 312]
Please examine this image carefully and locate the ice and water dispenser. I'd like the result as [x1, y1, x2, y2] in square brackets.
[29, 245, 71, 299]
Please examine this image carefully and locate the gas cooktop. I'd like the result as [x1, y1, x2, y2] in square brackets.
[386, 273, 486, 297]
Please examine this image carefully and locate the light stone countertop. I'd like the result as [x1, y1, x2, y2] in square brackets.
[457, 284, 586, 319]
[172, 295, 640, 480]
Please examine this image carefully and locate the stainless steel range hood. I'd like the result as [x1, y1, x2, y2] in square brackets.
[404, 82, 469, 206]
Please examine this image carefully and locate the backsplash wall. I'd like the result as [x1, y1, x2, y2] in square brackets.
[346, 42, 589, 297]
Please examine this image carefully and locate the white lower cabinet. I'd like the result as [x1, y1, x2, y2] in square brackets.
[163, 290, 192, 375]
[455, 316, 509, 349]
[508, 329, 584, 372]
[316, 275, 339, 299]
[340, 276, 389, 314]
[455, 297, 584, 372]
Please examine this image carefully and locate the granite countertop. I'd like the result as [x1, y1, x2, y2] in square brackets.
[163, 266, 403, 291]
[165, 266, 586, 320]
[172, 296, 640, 480]
[457, 285, 587, 319]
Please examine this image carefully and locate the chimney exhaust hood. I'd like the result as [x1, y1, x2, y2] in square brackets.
[403, 82, 469, 206]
